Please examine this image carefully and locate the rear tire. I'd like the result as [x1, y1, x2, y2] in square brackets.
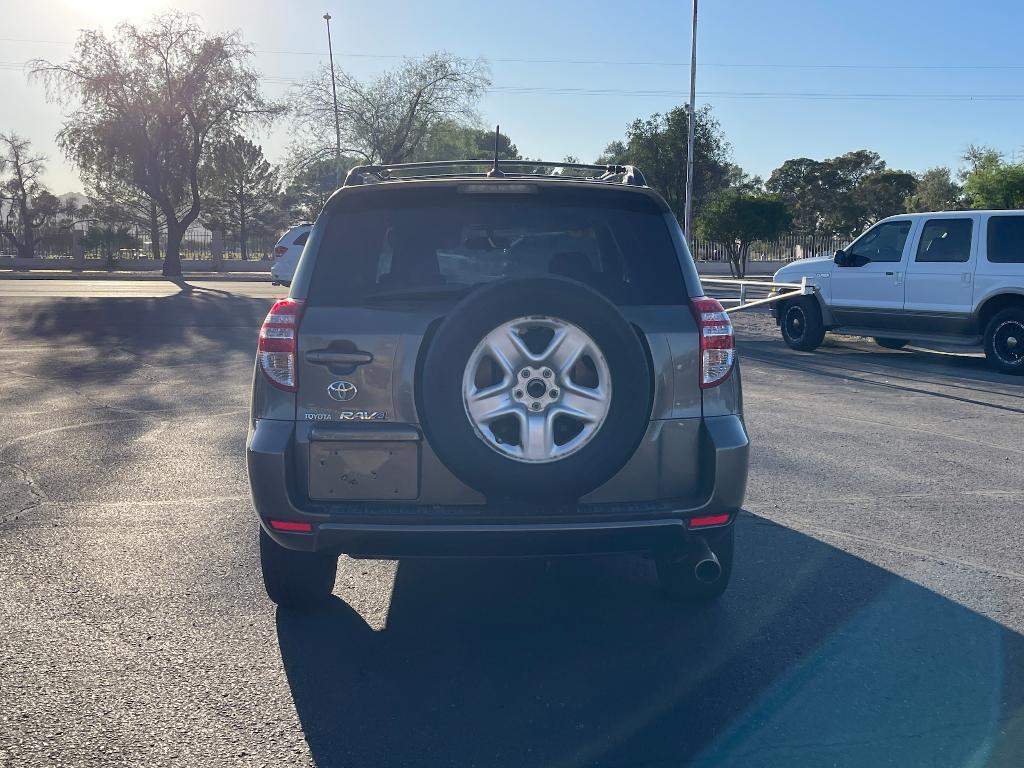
[656, 524, 734, 603]
[874, 338, 908, 350]
[780, 297, 825, 352]
[984, 308, 1024, 375]
[259, 527, 337, 610]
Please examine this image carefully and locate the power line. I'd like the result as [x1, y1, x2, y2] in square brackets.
[3, 38, 1024, 71]
[12, 62, 1024, 102]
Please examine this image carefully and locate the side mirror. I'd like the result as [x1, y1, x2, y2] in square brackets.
[833, 249, 847, 267]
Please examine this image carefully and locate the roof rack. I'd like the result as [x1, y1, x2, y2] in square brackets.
[342, 160, 648, 188]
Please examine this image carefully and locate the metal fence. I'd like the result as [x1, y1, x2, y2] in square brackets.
[11, 227, 849, 267]
[79, 226, 215, 261]
[11, 226, 274, 261]
[690, 234, 849, 263]
[0, 229, 77, 260]
[222, 232, 278, 260]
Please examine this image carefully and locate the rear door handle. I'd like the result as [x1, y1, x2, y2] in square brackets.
[305, 350, 374, 366]
[885, 271, 895, 276]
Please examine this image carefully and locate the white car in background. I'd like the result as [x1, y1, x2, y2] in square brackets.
[270, 224, 312, 285]
[772, 210, 1024, 374]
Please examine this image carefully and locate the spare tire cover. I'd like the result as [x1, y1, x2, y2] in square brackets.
[420, 277, 652, 501]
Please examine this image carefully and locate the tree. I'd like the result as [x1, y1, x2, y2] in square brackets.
[697, 191, 792, 277]
[291, 53, 490, 168]
[0, 133, 63, 257]
[960, 147, 1024, 209]
[279, 157, 353, 222]
[597, 105, 733, 220]
[855, 169, 918, 227]
[32, 12, 280, 276]
[906, 167, 962, 212]
[201, 135, 282, 259]
[409, 121, 519, 162]
[767, 150, 915, 236]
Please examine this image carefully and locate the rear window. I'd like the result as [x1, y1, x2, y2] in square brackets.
[987, 215, 1024, 264]
[307, 185, 686, 306]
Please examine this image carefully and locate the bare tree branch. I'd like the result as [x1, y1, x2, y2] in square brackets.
[289, 52, 490, 167]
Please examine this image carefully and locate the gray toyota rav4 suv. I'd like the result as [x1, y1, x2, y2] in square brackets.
[247, 160, 749, 609]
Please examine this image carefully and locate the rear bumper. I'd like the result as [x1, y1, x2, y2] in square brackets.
[247, 415, 748, 556]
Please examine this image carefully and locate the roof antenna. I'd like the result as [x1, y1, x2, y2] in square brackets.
[486, 125, 505, 177]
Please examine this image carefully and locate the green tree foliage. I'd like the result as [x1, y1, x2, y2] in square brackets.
[597, 105, 732, 218]
[960, 146, 1024, 209]
[0, 133, 68, 257]
[905, 167, 962, 212]
[697, 191, 792, 277]
[32, 12, 280, 276]
[201, 136, 283, 259]
[855, 169, 918, 224]
[280, 158, 349, 222]
[292, 53, 490, 167]
[767, 150, 917, 236]
[410, 122, 520, 162]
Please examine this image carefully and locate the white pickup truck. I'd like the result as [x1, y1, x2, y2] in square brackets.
[772, 210, 1024, 374]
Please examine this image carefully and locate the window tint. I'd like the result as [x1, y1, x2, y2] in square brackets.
[987, 215, 1024, 264]
[916, 218, 973, 263]
[293, 231, 309, 246]
[308, 186, 686, 306]
[848, 221, 912, 263]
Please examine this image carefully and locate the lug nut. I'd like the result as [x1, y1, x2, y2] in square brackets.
[531, 402, 542, 411]
[542, 369, 552, 378]
[514, 389, 523, 399]
[549, 389, 559, 398]
[521, 370, 530, 379]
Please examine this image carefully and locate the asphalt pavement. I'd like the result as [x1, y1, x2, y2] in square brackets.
[1, 280, 1023, 767]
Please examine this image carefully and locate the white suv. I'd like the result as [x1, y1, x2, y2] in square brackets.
[270, 224, 312, 285]
[773, 210, 1024, 374]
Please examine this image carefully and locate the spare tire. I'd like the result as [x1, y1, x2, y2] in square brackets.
[420, 277, 652, 501]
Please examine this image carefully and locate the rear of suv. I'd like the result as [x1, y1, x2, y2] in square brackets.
[247, 161, 749, 609]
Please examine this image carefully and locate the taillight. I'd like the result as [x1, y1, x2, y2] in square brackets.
[690, 297, 735, 389]
[270, 519, 313, 532]
[274, 245, 287, 257]
[258, 298, 304, 391]
[688, 513, 731, 529]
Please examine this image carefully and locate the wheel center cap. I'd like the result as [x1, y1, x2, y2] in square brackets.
[526, 379, 547, 398]
[1008, 336, 1019, 349]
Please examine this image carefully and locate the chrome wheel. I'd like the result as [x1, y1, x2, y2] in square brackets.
[462, 316, 611, 463]
[993, 320, 1024, 366]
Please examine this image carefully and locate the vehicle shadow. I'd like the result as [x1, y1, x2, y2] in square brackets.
[740, 337, 1024, 409]
[276, 514, 1024, 767]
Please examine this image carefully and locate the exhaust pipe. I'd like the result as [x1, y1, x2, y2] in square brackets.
[690, 536, 722, 585]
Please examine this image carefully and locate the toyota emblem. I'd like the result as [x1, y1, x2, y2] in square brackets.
[327, 380, 357, 402]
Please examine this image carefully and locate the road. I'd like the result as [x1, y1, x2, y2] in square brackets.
[1, 280, 1023, 767]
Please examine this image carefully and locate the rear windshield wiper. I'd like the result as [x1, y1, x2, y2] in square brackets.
[359, 284, 476, 302]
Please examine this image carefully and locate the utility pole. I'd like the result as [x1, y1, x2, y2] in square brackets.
[323, 12, 343, 187]
[683, 0, 698, 244]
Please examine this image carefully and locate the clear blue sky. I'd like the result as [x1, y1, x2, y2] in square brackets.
[4, 0, 1024, 192]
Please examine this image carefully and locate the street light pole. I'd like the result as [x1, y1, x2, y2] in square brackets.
[323, 12, 343, 187]
[683, 0, 698, 244]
